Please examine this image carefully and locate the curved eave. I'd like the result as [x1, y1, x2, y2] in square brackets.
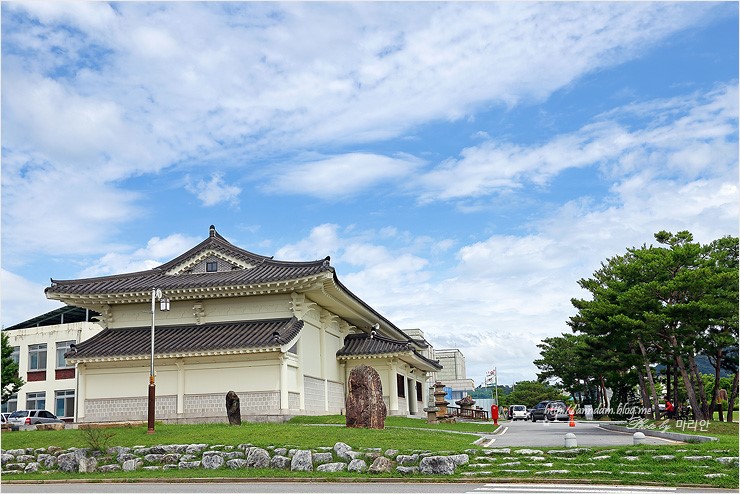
[46, 274, 330, 307]
[336, 351, 440, 373]
[311, 275, 412, 343]
[67, 345, 285, 365]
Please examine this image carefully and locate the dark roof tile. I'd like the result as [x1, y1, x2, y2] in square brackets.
[337, 333, 442, 370]
[67, 317, 303, 360]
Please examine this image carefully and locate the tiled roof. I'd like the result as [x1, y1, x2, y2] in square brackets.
[4, 306, 100, 331]
[46, 226, 331, 296]
[66, 317, 303, 360]
[336, 333, 442, 370]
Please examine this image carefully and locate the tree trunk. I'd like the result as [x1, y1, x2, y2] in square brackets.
[637, 340, 660, 420]
[672, 346, 706, 420]
[727, 372, 738, 423]
[708, 349, 723, 420]
[688, 353, 709, 418]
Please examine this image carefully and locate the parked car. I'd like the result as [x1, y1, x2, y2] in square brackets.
[544, 400, 570, 421]
[531, 400, 570, 422]
[509, 404, 528, 421]
[7, 409, 63, 427]
[530, 400, 549, 422]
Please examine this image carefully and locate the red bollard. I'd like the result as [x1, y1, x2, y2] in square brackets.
[491, 404, 499, 425]
[568, 407, 575, 427]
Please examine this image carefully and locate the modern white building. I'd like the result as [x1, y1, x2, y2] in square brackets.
[434, 348, 475, 401]
[43, 225, 442, 423]
[2, 307, 103, 421]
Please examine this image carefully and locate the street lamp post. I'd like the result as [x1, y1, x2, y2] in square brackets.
[148, 288, 170, 434]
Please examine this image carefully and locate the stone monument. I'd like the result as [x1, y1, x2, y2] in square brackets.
[226, 390, 241, 425]
[345, 365, 387, 429]
[433, 381, 456, 423]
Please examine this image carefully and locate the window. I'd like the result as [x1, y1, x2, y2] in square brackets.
[26, 391, 46, 410]
[55, 390, 75, 418]
[1, 393, 17, 413]
[28, 344, 47, 371]
[56, 341, 75, 369]
[396, 374, 405, 398]
[416, 382, 423, 402]
[11, 346, 20, 364]
[206, 261, 218, 272]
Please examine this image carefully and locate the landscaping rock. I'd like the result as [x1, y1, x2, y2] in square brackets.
[396, 454, 419, 465]
[534, 469, 571, 475]
[348, 459, 367, 472]
[57, 452, 78, 473]
[449, 454, 469, 466]
[291, 450, 313, 472]
[122, 459, 142, 471]
[38, 454, 56, 469]
[99, 464, 121, 473]
[246, 448, 270, 468]
[396, 466, 418, 475]
[316, 462, 346, 472]
[685, 456, 713, 461]
[185, 444, 208, 455]
[178, 461, 201, 469]
[270, 455, 291, 470]
[654, 455, 675, 461]
[334, 442, 352, 461]
[1, 454, 14, 465]
[144, 453, 165, 464]
[312, 452, 333, 465]
[226, 459, 248, 469]
[78, 457, 97, 473]
[369, 456, 394, 474]
[201, 452, 224, 469]
[24, 462, 39, 473]
[419, 456, 456, 475]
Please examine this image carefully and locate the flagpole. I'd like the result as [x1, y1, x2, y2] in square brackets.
[494, 367, 498, 405]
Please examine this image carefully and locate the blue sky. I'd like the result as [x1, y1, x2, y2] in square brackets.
[2, 2, 738, 386]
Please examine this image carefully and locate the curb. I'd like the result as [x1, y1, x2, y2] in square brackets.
[599, 424, 718, 443]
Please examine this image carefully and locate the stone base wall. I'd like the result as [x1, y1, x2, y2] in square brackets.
[288, 392, 300, 410]
[304, 376, 325, 412]
[304, 376, 344, 414]
[327, 380, 344, 414]
[84, 395, 177, 422]
[82, 391, 281, 423]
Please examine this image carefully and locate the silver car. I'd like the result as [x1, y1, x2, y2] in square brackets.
[510, 404, 528, 421]
[7, 409, 63, 427]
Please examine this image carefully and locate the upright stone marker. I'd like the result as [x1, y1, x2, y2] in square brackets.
[345, 365, 387, 429]
[226, 390, 241, 425]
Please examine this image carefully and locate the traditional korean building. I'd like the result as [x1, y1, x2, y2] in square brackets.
[45, 225, 441, 423]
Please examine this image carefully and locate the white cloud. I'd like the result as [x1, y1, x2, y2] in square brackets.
[1, 1, 725, 263]
[274, 224, 342, 261]
[79, 234, 201, 278]
[415, 84, 738, 204]
[261, 153, 422, 199]
[1, 269, 63, 328]
[185, 173, 241, 207]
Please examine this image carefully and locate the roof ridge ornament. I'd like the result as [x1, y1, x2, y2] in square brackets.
[209, 225, 216, 237]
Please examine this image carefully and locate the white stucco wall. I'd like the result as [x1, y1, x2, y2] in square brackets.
[3, 320, 103, 419]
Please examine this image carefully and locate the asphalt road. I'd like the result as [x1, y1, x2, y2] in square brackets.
[479, 419, 677, 447]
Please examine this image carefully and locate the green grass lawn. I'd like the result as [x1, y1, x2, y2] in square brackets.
[1, 416, 737, 489]
[1, 416, 494, 453]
